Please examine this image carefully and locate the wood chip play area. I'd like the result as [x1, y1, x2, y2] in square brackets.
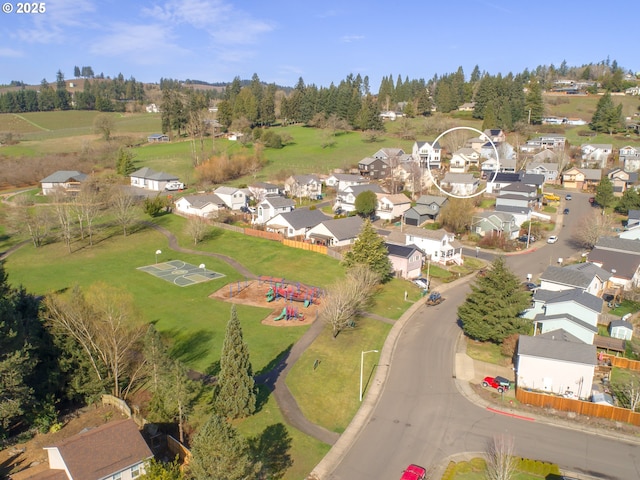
[209, 276, 324, 326]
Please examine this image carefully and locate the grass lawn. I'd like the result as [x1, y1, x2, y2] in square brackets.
[465, 340, 509, 366]
[286, 317, 390, 433]
[444, 457, 560, 479]
[609, 300, 640, 317]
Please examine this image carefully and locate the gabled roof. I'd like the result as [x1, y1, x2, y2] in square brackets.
[490, 172, 521, 183]
[384, 242, 424, 259]
[533, 287, 603, 313]
[215, 186, 242, 196]
[629, 210, 640, 221]
[377, 193, 411, 205]
[521, 173, 545, 186]
[610, 319, 633, 330]
[594, 236, 640, 254]
[330, 173, 367, 182]
[580, 169, 602, 181]
[540, 263, 610, 290]
[130, 167, 178, 181]
[179, 194, 224, 209]
[442, 173, 477, 184]
[46, 419, 152, 480]
[272, 208, 328, 230]
[359, 156, 384, 166]
[40, 170, 88, 183]
[495, 205, 531, 215]
[533, 313, 598, 333]
[414, 140, 442, 150]
[500, 182, 536, 194]
[317, 216, 364, 241]
[344, 183, 385, 195]
[401, 225, 455, 241]
[415, 195, 447, 207]
[251, 181, 279, 190]
[291, 174, 320, 184]
[261, 196, 296, 209]
[518, 330, 597, 365]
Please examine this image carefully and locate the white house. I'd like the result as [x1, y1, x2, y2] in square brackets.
[588, 236, 640, 290]
[284, 174, 322, 199]
[40, 170, 88, 195]
[249, 182, 280, 202]
[174, 194, 225, 218]
[440, 173, 480, 196]
[326, 173, 368, 191]
[389, 225, 463, 266]
[376, 193, 411, 221]
[449, 148, 480, 173]
[214, 186, 247, 211]
[306, 216, 364, 247]
[412, 141, 442, 169]
[336, 183, 385, 213]
[39, 419, 153, 480]
[130, 167, 179, 191]
[254, 196, 296, 224]
[609, 319, 633, 340]
[581, 143, 613, 168]
[265, 208, 328, 238]
[538, 263, 610, 297]
[516, 330, 596, 400]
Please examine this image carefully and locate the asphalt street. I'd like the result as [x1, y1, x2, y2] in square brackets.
[322, 190, 640, 480]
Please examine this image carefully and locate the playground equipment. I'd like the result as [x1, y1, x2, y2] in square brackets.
[274, 305, 305, 321]
[264, 279, 321, 306]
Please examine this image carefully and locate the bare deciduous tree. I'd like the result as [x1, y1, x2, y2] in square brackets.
[185, 215, 210, 245]
[50, 188, 76, 253]
[44, 283, 147, 399]
[7, 194, 51, 247]
[573, 210, 614, 249]
[72, 179, 104, 245]
[486, 434, 517, 480]
[109, 187, 138, 236]
[320, 265, 380, 337]
[611, 372, 640, 411]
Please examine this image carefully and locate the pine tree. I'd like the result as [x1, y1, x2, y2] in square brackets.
[341, 219, 392, 283]
[214, 305, 256, 419]
[525, 78, 544, 124]
[590, 91, 625, 134]
[595, 176, 615, 211]
[457, 257, 531, 343]
[189, 414, 260, 480]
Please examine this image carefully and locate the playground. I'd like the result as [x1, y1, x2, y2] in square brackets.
[209, 276, 324, 327]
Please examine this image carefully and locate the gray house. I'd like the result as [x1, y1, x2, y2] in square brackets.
[403, 195, 448, 226]
[306, 216, 364, 247]
[588, 236, 640, 291]
[539, 263, 610, 297]
[471, 211, 520, 240]
[265, 208, 328, 238]
[40, 170, 88, 195]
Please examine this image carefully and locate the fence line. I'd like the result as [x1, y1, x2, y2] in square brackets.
[603, 353, 640, 372]
[167, 434, 192, 465]
[283, 239, 327, 254]
[245, 228, 283, 241]
[101, 394, 132, 418]
[515, 389, 640, 426]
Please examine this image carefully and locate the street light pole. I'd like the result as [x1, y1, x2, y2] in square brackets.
[360, 350, 379, 402]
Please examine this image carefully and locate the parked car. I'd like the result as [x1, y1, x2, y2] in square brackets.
[482, 376, 510, 393]
[522, 282, 539, 292]
[565, 194, 572, 200]
[164, 181, 185, 191]
[412, 277, 429, 290]
[563, 208, 570, 215]
[547, 235, 558, 244]
[400, 464, 427, 480]
[518, 235, 536, 243]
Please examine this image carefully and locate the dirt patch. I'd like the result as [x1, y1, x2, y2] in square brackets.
[0, 405, 129, 479]
[209, 279, 322, 327]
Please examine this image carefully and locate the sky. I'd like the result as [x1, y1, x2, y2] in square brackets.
[1, 0, 638, 89]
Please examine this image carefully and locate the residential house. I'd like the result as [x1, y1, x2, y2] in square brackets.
[335, 183, 385, 213]
[524, 288, 603, 344]
[607, 168, 638, 196]
[480, 142, 515, 163]
[130, 167, 179, 191]
[248, 182, 280, 202]
[174, 193, 225, 218]
[519, 134, 566, 153]
[284, 174, 322, 199]
[481, 129, 507, 144]
[581, 143, 613, 168]
[40, 170, 88, 196]
[485, 172, 522, 194]
[620, 145, 640, 172]
[471, 211, 520, 240]
[376, 193, 411, 221]
[326, 173, 368, 191]
[388, 225, 463, 266]
[516, 330, 596, 399]
[358, 156, 391, 180]
[440, 173, 479, 196]
[494, 183, 539, 226]
[531, 148, 559, 164]
[620, 210, 640, 239]
[265, 208, 328, 238]
[609, 319, 633, 340]
[449, 148, 480, 173]
[627, 210, 640, 229]
[538, 263, 610, 297]
[391, 158, 423, 194]
[147, 133, 169, 142]
[254, 196, 295, 224]
[385, 242, 425, 279]
[562, 167, 602, 191]
[212, 186, 247, 211]
[403, 195, 448, 226]
[526, 161, 559, 184]
[145, 103, 160, 113]
[373, 147, 405, 165]
[588, 236, 640, 290]
[412, 141, 442, 169]
[306, 216, 364, 247]
[458, 102, 475, 111]
[27, 419, 153, 480]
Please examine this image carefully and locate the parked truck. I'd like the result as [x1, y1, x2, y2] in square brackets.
[425, 291, 444, 306]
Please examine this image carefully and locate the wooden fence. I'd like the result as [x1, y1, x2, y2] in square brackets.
[245, 228, 283, 241]
[101, 394, 132, 418]
[167, 434, 192, 466]
[603, 353, 640, 372]
[283, 239, 327, 254]
[515, 389, 640, 426]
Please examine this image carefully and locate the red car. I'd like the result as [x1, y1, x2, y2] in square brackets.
[400, 464, 427, 480]
[482, 376, 510, 393]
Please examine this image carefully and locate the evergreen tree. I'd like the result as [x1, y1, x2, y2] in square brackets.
[214, 305, 256, 419]
[38, 79, 56, 111]
[354, 190, 378, 218]
[189, 413, 260, 480]
[116, 146, 137, 175]
[595, 176, 615, 211]
[615, 188, 640, 215]
[341, 219, 392, 283]
[457, 257, 531, 343]
[590, 91, 625, 134]
[525, 77, 544, 124]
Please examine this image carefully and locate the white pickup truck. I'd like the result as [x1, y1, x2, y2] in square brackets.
[164, 181, 185, 191]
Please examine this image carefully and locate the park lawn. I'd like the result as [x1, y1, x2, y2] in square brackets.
[367, 277, 423, 320]
[465, 340, 507, 365]
[0, 113, 45, 134]
[232, 391, 330, 480]
[286, 317, 390, 433]
[2, 221, 306, 374]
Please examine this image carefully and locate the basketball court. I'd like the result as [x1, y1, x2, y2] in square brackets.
[138, 260, 225, 287]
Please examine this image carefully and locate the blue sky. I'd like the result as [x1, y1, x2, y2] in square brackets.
[1, 0, 638, 89]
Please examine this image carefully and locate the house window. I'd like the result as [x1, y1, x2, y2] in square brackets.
[112, 473, 122, 480]
[132, 465, 141, 478]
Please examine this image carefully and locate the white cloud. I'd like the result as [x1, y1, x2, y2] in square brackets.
[90, 23, 191, 64]
[341, 34, 364, 43]
[13, 0, 97, 44]
[0, 47, 24, 57]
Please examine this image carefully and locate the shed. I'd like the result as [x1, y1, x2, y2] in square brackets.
[609, 319, 634, 340]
